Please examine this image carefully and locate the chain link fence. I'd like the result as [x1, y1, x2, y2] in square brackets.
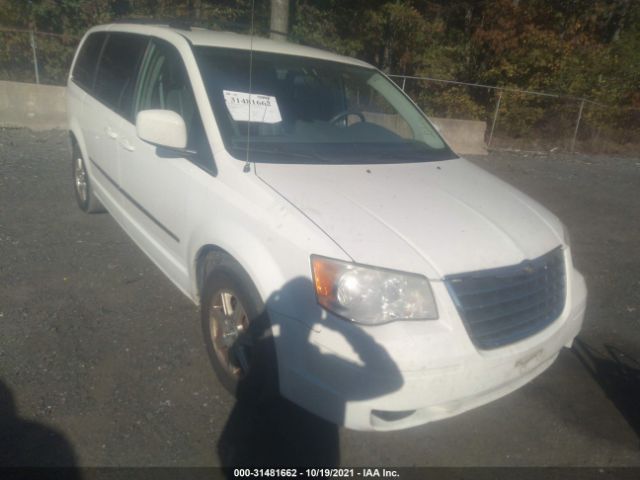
[0, 28, 79, 86]
[2, 26, 638, 155]
[391, 74, 640, 155]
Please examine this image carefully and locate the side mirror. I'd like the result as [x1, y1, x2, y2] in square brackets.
[136, 109, 187, 150]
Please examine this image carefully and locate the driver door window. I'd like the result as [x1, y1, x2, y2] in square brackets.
[134, 39, 213, 170]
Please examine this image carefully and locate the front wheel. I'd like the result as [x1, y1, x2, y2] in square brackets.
[72, 143, 104, 213]
[201, 259, 277, 398]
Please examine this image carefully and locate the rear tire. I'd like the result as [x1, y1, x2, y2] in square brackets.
[200, 253, 277, 399]
[72, 142, 104, 213]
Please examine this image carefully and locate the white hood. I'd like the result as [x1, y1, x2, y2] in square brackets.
[255, 158, 563, 279]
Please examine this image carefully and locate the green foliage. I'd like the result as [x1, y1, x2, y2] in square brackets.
[289, 2, 362, 56]
[0, 31, 34, 83]
[416, 85, 485, 121]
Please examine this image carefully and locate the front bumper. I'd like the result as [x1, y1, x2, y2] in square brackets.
[271, 265, 587, 431]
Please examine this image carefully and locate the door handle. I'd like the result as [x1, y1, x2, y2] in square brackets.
[105, 126, 118, 139]
[120, 138, 135, 152]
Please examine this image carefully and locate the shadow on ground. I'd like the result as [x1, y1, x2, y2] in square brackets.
[573, 337, 640, 445]
[0, 378, 79, 477]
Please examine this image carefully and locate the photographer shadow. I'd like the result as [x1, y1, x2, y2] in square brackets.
[217, 277, 404, 467]
[0, 378, 79, 476]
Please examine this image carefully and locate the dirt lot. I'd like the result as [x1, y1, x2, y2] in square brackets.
[0, 128, 639, 469]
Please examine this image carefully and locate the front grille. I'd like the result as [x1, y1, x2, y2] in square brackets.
[445, 248, 566, 350]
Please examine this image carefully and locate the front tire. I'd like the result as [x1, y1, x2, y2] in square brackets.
[72, 142, 104, 213]
[200, 255, 277, 398]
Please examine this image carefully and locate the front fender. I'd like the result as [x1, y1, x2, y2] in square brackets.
[185, 180, 347, 325]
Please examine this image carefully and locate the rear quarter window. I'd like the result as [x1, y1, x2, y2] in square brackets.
[71, 32, 107, 91]
[93, 33, 148, 118]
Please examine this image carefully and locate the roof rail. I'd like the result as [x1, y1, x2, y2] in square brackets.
[111, 17, 255, 34]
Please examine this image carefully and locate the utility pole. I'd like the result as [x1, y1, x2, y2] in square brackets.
[270, 0, 289, 41]
[30, 30, 40, 84]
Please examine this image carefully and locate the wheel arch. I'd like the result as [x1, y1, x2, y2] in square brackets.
[68, 120, 89, 164]
[195, 244, 231, 299]
[191, 238, 285, 308]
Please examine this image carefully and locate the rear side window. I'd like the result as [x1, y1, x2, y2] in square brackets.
[72, 32, 107, 91]
[94, 33, 148, 118]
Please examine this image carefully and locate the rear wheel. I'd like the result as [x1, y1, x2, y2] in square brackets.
[72, 142, 104, 213]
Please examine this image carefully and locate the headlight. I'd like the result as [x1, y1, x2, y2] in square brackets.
[311, 255, 438, 325]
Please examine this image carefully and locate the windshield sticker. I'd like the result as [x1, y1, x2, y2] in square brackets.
[223, 90, 282, 124]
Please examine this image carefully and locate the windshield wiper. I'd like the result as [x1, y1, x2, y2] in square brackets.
[231, 145, 325, 163]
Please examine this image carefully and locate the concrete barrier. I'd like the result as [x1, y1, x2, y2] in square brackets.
[431, 117, 488, 155]
[0, 81, 488, 154]
[363, 111, 487, 155]
[0, 81, 67, 131]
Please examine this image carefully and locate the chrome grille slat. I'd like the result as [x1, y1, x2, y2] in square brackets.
[446, 248, 566, 350]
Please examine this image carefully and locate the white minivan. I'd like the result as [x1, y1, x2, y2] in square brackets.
[67, 22, 587, 431]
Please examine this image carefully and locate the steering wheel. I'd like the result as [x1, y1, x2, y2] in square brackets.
[329, 110, 366, 125]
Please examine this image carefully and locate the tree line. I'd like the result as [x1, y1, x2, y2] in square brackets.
[1, 0, 638, 148]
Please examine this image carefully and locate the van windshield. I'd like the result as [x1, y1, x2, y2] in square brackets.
[193, 46, 456, 164]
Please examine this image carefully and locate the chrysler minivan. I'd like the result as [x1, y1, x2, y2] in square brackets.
[67, 22, 587, 431]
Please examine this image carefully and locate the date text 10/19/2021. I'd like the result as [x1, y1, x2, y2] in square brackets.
[233, 468, 401, 478]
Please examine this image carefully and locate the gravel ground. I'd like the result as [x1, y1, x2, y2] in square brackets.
[0, 128, 639, 469]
